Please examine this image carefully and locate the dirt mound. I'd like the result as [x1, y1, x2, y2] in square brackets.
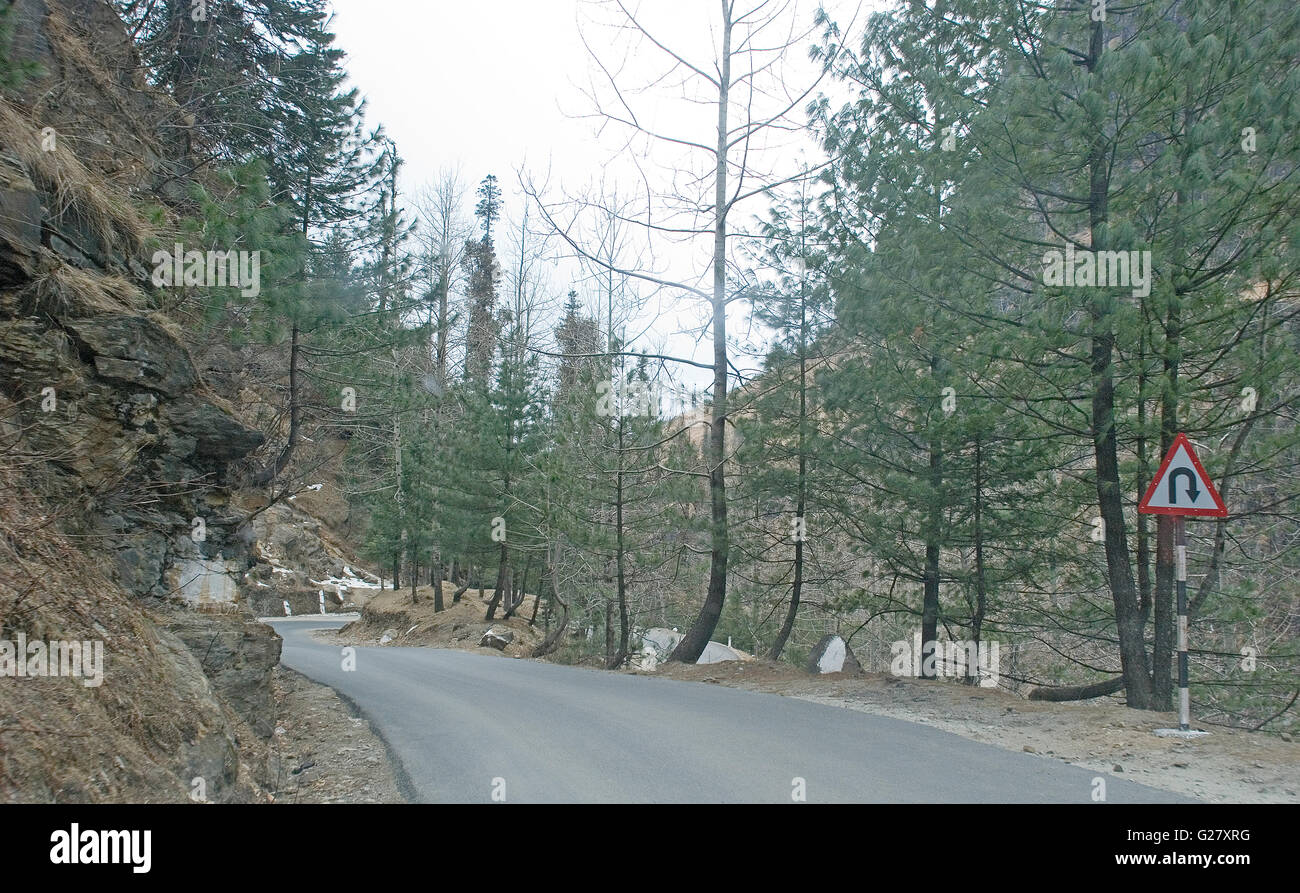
[327, 583, 545, 658]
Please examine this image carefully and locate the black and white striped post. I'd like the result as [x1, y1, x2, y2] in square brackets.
[1175, 516, 1189, 731]
[1139, 433, 1222, 740]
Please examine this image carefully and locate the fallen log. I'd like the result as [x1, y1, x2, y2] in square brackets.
[1026, 676, 1125, 701]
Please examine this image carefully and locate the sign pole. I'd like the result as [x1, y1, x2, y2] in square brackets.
[1175, 516, 1189, 731]
[1141, 433, 1219, 739]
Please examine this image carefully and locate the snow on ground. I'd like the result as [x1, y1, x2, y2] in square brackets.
[288, 483, 325, 500]
[310, 570, 382, 594]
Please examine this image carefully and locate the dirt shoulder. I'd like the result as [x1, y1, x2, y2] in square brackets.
[268, 666, 407, 803]
[649, 660, 1299, 803]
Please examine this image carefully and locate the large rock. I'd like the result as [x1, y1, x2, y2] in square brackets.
[640, 627, 683, 658]
[697, 641, 744, 665]
[807, 635, 862, 675]
[63, 314, 199, 398]
[165, 396, 264, 464]
[0, 168, 41, 284]
[479, 628, 514, 650]
[162, 612, 282, 740]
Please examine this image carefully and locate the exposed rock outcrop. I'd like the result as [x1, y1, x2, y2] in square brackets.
[0, 0, 279, 801]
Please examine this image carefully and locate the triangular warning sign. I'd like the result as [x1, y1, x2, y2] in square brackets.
[1138, 433, 1227, 517]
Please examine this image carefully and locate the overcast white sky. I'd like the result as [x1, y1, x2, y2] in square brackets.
[328, 0, 867, 397]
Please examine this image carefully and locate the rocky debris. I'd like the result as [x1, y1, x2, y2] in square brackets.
[242, 501, 381, 617]
[268, 668, 404, 804]
[807, 634, 863, 675]
[480, 628, 514, 650]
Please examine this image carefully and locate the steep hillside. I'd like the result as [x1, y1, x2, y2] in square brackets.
[0, 0, 279, 801]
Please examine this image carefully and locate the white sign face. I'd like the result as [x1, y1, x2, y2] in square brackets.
[1139, 434, 1227, 517]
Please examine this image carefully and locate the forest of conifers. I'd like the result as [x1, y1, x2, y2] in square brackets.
[78, 0, 1300, 730]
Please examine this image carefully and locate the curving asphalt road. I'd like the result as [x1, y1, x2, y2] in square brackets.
[268, 616, 1191, 804]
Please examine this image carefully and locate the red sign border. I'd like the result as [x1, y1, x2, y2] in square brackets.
[1137, 432, 1228, 517]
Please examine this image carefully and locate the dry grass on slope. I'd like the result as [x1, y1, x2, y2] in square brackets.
[0, 98, 154, 261]
[0, 460, 263, 802]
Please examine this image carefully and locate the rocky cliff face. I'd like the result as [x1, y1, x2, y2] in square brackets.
[0, 0, 281, 801]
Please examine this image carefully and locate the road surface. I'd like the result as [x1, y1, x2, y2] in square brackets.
[268, 616, 1191, 804]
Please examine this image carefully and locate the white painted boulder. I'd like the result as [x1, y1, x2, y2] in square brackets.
[807, 634, 862, 675]
[697, 641, 745, 665]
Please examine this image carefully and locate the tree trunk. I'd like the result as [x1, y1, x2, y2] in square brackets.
[1135, 332, 1153, 623]
[920, 435, 942, 679]
[770, 271, 809, 662]
[611, 436, 630, 669]
[1028, 676, 1125, 701]
[506, 554, 532, 618]
[532, 553, 569, 657]
[1086, 16, 1153, 710]
[603, 592, 614, 667]
[671, 4, 732, 662]
[969, 434, 988, 684]
[431, 552, 444, 612]
[437, 271, 450, 384]
[250, 323, 301, 486]
[485, 544, 509, 621]
[529, 570, 543, 626]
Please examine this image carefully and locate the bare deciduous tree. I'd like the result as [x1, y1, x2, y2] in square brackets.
[528, 0, 846, 661]
[415, 166, 473, 385]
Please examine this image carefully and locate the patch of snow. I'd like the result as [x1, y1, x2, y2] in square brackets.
[311, 571, 381, 592]
[342, 565, 381, 584]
